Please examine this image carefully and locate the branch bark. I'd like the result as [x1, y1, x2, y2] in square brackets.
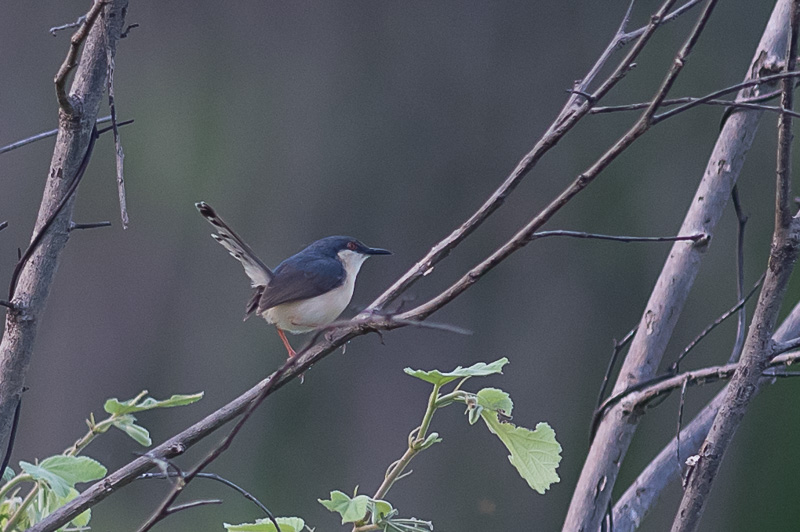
[563, 1, 796, 530]
[0, 0, 128, 464]
[671, 1, 800, 529]
[612, 301, 800, 530]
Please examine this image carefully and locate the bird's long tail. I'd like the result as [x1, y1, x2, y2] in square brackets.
[195, 201, 273, 287]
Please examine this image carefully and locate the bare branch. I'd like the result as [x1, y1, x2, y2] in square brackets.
[0, 0, 129, 491]
[562, 0, 800, 528]
[396, 0, 713, 325]
[596, 327, 637, 409]
[729, 186, 749, 363]
[672, 1, 800, 529]
[671, 272, 765, 371]
[365, 0, 682, 313]
[139, 471, 278, 523]
[105, 27, 129, 229]
[7, 127, 100, 300]
[592, 94, 800, 119]
[614, 299, 800, 531]
[529, 230, 706, 244]
[54, 1, 107, 115]
[0, 116, 113, 155]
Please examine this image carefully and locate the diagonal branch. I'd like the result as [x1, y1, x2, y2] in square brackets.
[671, 1, 800, 530]
[54, 0, 107, 115]
[563, 0, 798, 529]
[366, 0, 684, 313]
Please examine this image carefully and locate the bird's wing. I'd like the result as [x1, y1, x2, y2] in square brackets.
[258, 255, 346, 311]
[196, 202, 273, 287]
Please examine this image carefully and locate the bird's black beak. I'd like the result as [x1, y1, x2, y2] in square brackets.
[364, 246, 391, 255]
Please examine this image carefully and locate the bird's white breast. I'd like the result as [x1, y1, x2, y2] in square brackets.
[261, 249, 369, 334]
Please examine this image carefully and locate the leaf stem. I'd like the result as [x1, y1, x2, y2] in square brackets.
[0, 474, 32, 501]
[372, 383, 441, 502]
[3, 483, 39, 532]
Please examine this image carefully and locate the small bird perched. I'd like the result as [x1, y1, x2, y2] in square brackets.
[196, 202, 391, 361]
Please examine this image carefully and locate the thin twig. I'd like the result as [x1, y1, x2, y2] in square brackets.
[729, 186, 748, 363]
[529, 230, 706, 244]
[49, 15, 87, 36]
[652, 70, 800, 123]
[136, 352, 297, 532]
[592, 95, 800, 119]
[69, 221, 112, 231]
[396, 0, 713, 324]
[54, 1, 107, 114]
[105, 27, 129, 229]
[8, 126, 99, 300]
[0, 116, 113, 155]
[671, 272, 765, 372]
[364, 0, 688, 314]
[164, 499, 222, 515]
[138, 471, 277, 521]
[596, 327, 637, 409]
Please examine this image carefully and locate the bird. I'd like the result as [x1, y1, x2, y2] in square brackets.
[196, 201, 391, 362]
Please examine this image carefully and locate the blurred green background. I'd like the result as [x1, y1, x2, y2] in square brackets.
[1, 1, 798, 530]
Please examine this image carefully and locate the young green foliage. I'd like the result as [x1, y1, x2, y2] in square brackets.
[319, 491, 432, 532]
[475, 388, 561, 493]
[223, 516, 307, 531]
[403, 357, 509, 386]
[405, 358, 562, 495]
[0, 390, 203, 532]
[319, 490, 370, 524]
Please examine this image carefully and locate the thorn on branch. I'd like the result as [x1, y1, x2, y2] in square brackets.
[120, 23, 139, 38]
[69, 221, 112, 231]
[49, 15, 86, 37]
[567, 88, 597, 105]
[0, 300, 19, 311]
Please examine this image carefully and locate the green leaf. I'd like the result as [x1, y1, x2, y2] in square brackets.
[20, 456, 106, 498]
[104, 392, 203, 415]
[370, 499, 394, 523]
[224, 516, 305, 531]
[2, 466, 15, 482]
[477, 388, 514, 417]
[479, 412, 561, 494]
[416, 432, 442, 450]
[404, 358, 509, 386]
[319, 490, 370, 523]
[112, 415, 152, 446]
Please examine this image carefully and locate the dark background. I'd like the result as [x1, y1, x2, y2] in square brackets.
[1, 1, 798, 531]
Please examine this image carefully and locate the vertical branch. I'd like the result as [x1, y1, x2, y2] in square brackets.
[0, 0, 129, 457]
[564, 1, 796, 530]
[672, 2, 800, 530]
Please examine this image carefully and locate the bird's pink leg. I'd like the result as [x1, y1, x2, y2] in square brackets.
[276, 327, 297, 359]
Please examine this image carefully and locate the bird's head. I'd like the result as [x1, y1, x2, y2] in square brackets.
[309, 236, 391, 275]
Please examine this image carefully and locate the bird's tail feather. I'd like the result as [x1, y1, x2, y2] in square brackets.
[195, 201, 273, 287]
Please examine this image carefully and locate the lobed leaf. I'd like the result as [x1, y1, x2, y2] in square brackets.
[20, 456, 106, 498]
[224, 516, 305, 531]
[480, 412, 561, 494]
[319, 490, 370, 524]
[404, 358, 508, 386]
[104, 392, 203, 415]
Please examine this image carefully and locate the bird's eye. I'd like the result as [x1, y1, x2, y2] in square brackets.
[347, 241, 357, 251]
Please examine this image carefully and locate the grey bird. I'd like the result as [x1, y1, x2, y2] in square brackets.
[196, 202, 391, 361]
